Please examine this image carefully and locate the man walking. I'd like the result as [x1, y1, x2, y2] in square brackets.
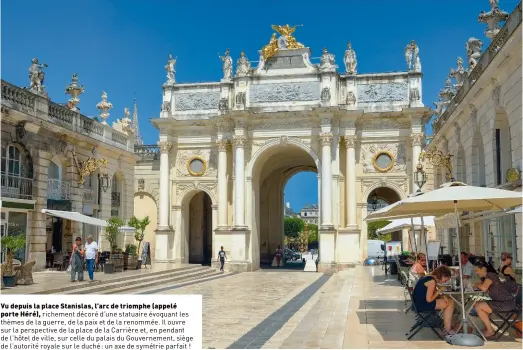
[84, 235, 99, 281]
[218, 246, 227, 272]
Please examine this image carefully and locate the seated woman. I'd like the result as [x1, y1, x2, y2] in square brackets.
[499, 252, 518, 295]
[408, 253, 427, 288]
[412, 266, 455, 334]
[473, 261, 518, 338]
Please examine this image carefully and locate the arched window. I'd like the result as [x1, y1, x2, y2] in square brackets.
[1, 145, 21, 177]
[48, 160, 61, 180]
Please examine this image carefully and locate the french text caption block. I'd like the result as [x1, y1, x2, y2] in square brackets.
[0, 295, 202, 350]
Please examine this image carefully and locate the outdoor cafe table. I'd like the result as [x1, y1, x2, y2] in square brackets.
[442, 289, 489, 342]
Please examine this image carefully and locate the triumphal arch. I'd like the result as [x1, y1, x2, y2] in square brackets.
[136, 25, 430, 272]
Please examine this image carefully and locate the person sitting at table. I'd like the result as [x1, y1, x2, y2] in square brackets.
[460, 251, 474, 279]
[408, 253, 427, 288]
[473, 261, 518, 338]
[412, 266, 455, 334]
[499, 252, 518, 295]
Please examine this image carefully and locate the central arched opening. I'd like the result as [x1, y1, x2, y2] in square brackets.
[366, 187, 401, 246]
[251, 142, 319, 270]
[185, 191, 213, 265]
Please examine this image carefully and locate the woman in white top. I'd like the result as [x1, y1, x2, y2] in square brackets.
[408, 253, 427, 288]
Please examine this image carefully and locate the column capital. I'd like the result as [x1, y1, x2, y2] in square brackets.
[232, 135, 248, 148]
[344, 135, 357, 148]
[216, 139, 229, 152]
[319, 132, 333, 146]
[410, 133, 425, 146]
[158, 141, 173, 154]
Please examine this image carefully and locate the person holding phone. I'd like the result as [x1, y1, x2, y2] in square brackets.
[70, 236, 85, 282]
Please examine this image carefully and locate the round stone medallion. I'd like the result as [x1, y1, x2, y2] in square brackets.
[187, 156, 206, 176]
[373, 152, 394, 172]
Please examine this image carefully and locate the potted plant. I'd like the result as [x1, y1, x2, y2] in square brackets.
[124, 244, 138, 270]
[127, 216, 150, 269]
[102, 217, 124, 274]
[1, 234, 26, 287]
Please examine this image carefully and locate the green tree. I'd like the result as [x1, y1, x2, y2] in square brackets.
[284, 217, 304, 239]
[127, 215, 151, 256]
[103, 217, 124, 252]
[307, 224, 319, 244]
[367, 220, 391, 241]
[1, 234, 26, 276]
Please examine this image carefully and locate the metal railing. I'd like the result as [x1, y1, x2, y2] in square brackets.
[134, 145, 160, 161]
[111, 192, 121, 207]
[47, 179, 71, 200]
[83, 189, 94, 202]
[1, 80, 133, 152]
[432, 3, 522, 136]
[0, 173, 34, 200]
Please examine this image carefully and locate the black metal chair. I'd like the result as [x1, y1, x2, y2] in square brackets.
[405, 285, 445, 340]
[489, 284, 522, 340]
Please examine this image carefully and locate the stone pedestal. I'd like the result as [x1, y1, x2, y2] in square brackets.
[337, 228, 361, 266]
[154, 229, 174, 262]
[318, 227, 337, 274]
[214, 227, 253, 272]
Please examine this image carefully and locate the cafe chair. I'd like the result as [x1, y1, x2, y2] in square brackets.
[489, 284, 522, 340]
[405, 286, 445, 340]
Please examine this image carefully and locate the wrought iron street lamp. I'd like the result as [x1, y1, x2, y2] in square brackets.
[414, 163, 428, 192]
[99, 173, 110, 193]
[370, 193, 379, 211]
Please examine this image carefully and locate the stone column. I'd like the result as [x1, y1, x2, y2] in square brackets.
[233, 135, 247, 227]
[216, 139, 228, 227]
[345, 135, 357, 228]
[158, 141, 172, 229]
[320, 132, 333, 228]
[411, 133, 424, 192]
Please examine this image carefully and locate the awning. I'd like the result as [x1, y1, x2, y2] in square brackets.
[41, 209, 108, 227]
[376, 216, 435, 235]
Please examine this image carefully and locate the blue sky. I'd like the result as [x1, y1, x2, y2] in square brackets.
[2, 0, 518, 212]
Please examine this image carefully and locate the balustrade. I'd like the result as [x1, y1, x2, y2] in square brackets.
[1, 173, 34, 200]
[134, 145, 160, 160]
[47, 179, 71, 200]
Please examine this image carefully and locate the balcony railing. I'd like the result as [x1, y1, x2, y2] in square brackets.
[0, 80, 133, 153]
[83, 188, 94, 203]
[47, 179, 71, 200]
[111, 192, 121, 207]
[134, 145, 160, 161]
[1, 173, 34, 200]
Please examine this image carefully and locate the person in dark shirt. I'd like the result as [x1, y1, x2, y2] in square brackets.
[217, 246, 227, 272]
[412, 266, 455, 334]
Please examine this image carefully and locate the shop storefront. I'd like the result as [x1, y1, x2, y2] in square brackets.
[0, 199, 33, 264]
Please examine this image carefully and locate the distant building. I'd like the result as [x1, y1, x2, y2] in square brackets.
[300, 204, 319, 225]
[284, 202, 299, 218]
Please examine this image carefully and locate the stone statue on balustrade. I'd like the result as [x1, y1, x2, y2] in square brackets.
[235, 52, 251, 77]
[219, 49, 233, 80]
[466, 38, 483, 71]
[28, 58, 48, 94]
[164, 54, 177, 84]
[319, 48, 337, 73]
[344, 42, 357, 75]
[404, 40, 421, 72]
[449, 57, 466, 88]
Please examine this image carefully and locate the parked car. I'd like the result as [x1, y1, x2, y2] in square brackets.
[284, 248, 301, 261]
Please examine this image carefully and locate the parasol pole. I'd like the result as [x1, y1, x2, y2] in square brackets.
[445, 200, 483, 346]
[410, 217, 418, 254]
[420, 214, 429, 273]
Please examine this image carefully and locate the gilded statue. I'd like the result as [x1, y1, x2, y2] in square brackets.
[261, 24, 304, 61]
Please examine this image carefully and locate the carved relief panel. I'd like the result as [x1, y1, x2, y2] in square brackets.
[361, 143, 407, 174]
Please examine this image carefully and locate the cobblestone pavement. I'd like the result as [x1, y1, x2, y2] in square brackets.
[137, 266, 522, 349]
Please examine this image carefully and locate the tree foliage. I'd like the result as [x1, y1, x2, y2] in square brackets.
[284, 217, 304, 239]
[103, 216, 124, 252]
[128, 215, 151, 256]
[307, 224, 319, 244]
[367, 220, 391, 240]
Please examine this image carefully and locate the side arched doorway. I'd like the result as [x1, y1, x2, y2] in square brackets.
[366, 187, 403, 248]
[183, 191, 213, 265]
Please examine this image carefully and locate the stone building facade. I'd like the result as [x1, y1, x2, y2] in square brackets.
[1, 73, 136, 270]
[134, 26, 433, 272]
[429, 2, 522, 267]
